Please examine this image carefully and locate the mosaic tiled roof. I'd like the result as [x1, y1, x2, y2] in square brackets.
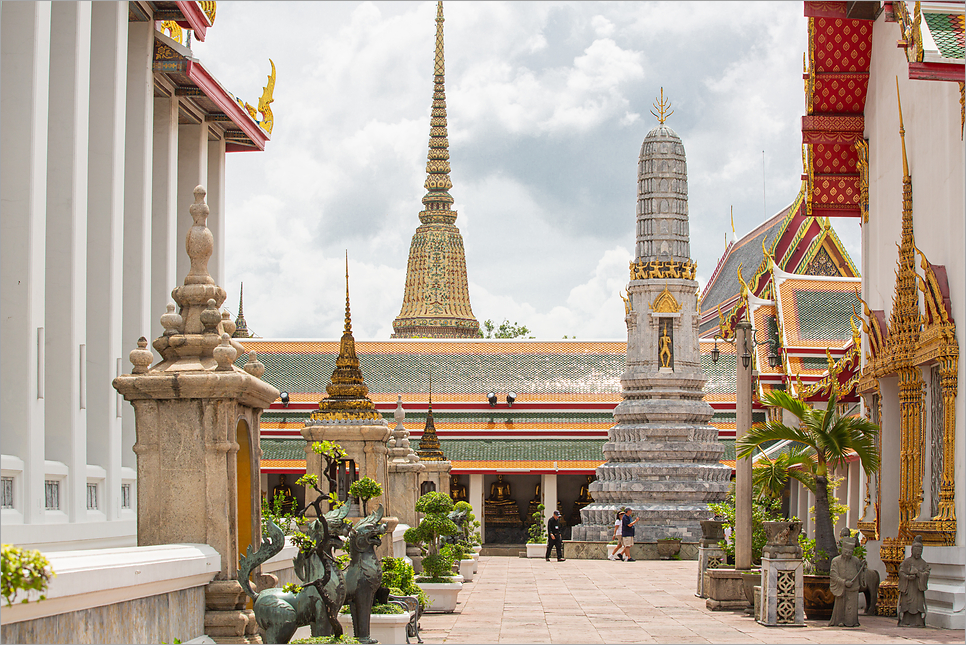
[775, 274, 860, 346]
[243, 340, 625, 397]
[923, 11, 965, 60]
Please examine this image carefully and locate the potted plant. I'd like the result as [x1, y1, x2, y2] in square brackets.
[525, 503, 547, 558]
[453, 501, 482, 573]
[1, 544, 55, 607]
[348, 476, 383, 516]
[339, 601, 409, 644]
[444, 543, 474, 582]
[656, 536, 682, 560]
[737, 390, 879, 620]
[404, 491, 462, 613]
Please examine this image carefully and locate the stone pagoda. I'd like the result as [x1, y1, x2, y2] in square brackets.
[414, 382, 452, 497]
[302, 260, 391, 520]
[392, 1, 479, 339]
[573, 91, 730, 542]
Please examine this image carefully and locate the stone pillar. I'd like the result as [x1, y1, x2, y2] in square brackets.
[470, 474, 484, 542]
[1, 0, 51, 526]
[152, 92, 179, 343]
[386, 396, 424, 530]
[541, 473, 557, 530]
[176, 123, 208, 284]
[44, 0, 91, 523]
[87, 0, 128, 529]
[696, 520, 726, 598]
[114, 186, 278, 644]
[735, 321, 753, 571]
[122, 16, 155, 483]
[758, 521, 804, 626]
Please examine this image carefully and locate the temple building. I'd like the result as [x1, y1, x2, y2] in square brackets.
[1, 0, 272, 554]
[392, 1, 480, 339]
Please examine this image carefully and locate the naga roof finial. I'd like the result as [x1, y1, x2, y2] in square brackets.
[650, 87, 674, 125]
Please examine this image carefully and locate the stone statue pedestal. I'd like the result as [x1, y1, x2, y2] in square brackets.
[697, 543, 726, 598]
[758, 521, 805, 626]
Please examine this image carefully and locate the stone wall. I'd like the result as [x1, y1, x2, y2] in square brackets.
[564, 540, 698, 560]
[1, 586, 205, 644]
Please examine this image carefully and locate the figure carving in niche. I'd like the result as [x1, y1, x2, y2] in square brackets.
[271, 474, 297, 515]
[661, 199, 669, 213]
[897, 535, 930, 627]
[485, 474, 522, 528]
[420, 480, 436, 495]
[450, 475, 468, 503]
[660, 241, 670, 257]
[659, 319, 674, 369]
[660, 220, 669, 234]
[489, 474, 511, 501]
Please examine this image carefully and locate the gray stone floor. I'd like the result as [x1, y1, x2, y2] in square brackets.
[413, 556, 964, 644]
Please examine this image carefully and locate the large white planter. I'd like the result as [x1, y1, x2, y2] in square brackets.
[417, 579, 463, 613]
[471, 552, 479, 574]
[526, 543, 546, 558]
[607, 544, 620, 559]
[339, 610, 412, 644]
[459, 558, 475, 582]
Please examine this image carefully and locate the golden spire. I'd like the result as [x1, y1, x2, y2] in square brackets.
[232, 282, 251, 338]
[312, 253, 381, 421]
[650, 87, 674, 124]
[416, 372, 447, 461]
[421, 0, 456, 225]
[897, 77, 909, 181]
[392, 1, 479, 339]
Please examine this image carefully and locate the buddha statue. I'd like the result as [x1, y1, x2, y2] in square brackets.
[570, 475, 595, 526]
[450, 474, 468, 503]
[484, 474, 521, 527]
[524, 482, 565, 527]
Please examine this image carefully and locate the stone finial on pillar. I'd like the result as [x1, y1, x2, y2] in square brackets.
[214, 333, 236, 371]
[244, 350, 265, 379]
[185, 185, 215, 286]
[130, 337, 154, 374]
[160, 303, 182, 337]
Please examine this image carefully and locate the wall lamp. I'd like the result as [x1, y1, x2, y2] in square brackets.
[280, 391, 290, 407]
[487, 392, 497, 406]
[506, 392, 517, 407]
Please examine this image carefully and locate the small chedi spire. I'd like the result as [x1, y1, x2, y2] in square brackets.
[416, 373, 446, 461]
[311, 254, 381, 421]
[392, 1, 480, 339]
[232, 282, 251, 338]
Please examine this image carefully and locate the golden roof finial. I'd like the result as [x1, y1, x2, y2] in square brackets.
[419, 0, 456, 225]
[344, 251, 352, 334]
[650, 87, 674, 124]
[730, 206, 736, 239]
[257, 59, 275, 135]
[896, 76, 909, 180]
[417, 370, 447, 461]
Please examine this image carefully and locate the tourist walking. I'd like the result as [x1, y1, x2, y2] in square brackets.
[609, 510, 625, 560]
[545, 510, 566, 561]
[620, 507, 639, 562]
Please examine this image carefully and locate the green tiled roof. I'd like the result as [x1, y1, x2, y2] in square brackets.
[720, 440, 735, 461]
[702, 352, 737, 393]
[262, 439, 309, 461]
[249, 352, 624, 396]
[440, 439, 606, 461]
[924, 12, 965, 59]
[794, 290, 858, 342]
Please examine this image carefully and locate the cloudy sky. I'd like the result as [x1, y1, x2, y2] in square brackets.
[193, 1, 861, 340]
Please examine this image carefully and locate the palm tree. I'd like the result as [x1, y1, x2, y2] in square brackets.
[752, 446, 816, 502]
[737, 390, 879, 573]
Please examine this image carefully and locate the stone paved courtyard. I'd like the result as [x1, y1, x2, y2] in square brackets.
[415, 556, 965, 644]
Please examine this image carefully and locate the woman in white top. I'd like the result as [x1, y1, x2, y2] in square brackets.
[609, 510, 625, 560]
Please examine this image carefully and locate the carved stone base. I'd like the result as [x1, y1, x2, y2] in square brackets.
[759, 556, 804, 626]
[205, 580, 258, 643]
[696, 544, 725, 598]
[705, 569, 748, 611]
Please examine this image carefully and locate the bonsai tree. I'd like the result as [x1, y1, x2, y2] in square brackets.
[1, 545, 55, 606]
[403, 491, 459, 581]
[348, 476, 383, 516]
[526, 504, 547, 544]
[708, 483, 784, 564]
[736, 391, 879, 573]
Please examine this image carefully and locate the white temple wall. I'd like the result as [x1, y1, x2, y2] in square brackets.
[1, 1, 235, 552]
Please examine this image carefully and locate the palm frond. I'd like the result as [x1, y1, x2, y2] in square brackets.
[736, 422, 815, 459]
[761, 389, 811, 421]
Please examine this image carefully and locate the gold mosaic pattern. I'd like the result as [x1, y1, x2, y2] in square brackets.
[393, 2, 479, 338]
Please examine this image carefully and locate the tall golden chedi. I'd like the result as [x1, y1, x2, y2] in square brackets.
[392, 1, 479, 339]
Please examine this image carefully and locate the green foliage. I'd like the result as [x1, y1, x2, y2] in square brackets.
[290, 531, 317, 555]
[527, 504, 547, 544]
[261, 491, 298, 537]
[442, 543, 469, 561]
[381, 557, 429, 609]
[480, 319, 534, 339]
[453, 501, 482, 547]
[282, 583, 302, 594]
[1, 544, 55, 607]
[291, 637, 360, 644]
[708, 486, 784, 564]
[311, 441, 348, 461]
[348, 477, 383, 514]
[407, 492, 459, 580]
[737, 391, 880, 572]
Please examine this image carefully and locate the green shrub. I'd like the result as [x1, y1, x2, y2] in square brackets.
[708, 485, 784, 564]
[348, 477, 383, 515]
[404, 492, 458, 580]
[381, 557, 429, 609]
[526, 504, 547, 544]
[1, 544, 55, 607]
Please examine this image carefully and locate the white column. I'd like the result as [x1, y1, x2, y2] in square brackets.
[541, 473, 558, 530]
[206, 137, 227, 288]
[1, 1, 51, 525]
[469, 474, 484, 543]
[847, 460, 861, 529]
[45, 1, 91, 523]
[177, 124, 208, 284]
[86, 0, 127, 522]
[121, 18, 154, 482]
[152, 93, 179, 342]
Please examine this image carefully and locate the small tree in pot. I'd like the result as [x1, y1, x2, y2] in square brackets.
[348, 477, 383, 516]
[404, 492, 459, 582]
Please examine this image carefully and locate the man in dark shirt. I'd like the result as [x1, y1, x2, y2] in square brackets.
[545, 510, 566, 561]
[621, 507, 639, 562]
